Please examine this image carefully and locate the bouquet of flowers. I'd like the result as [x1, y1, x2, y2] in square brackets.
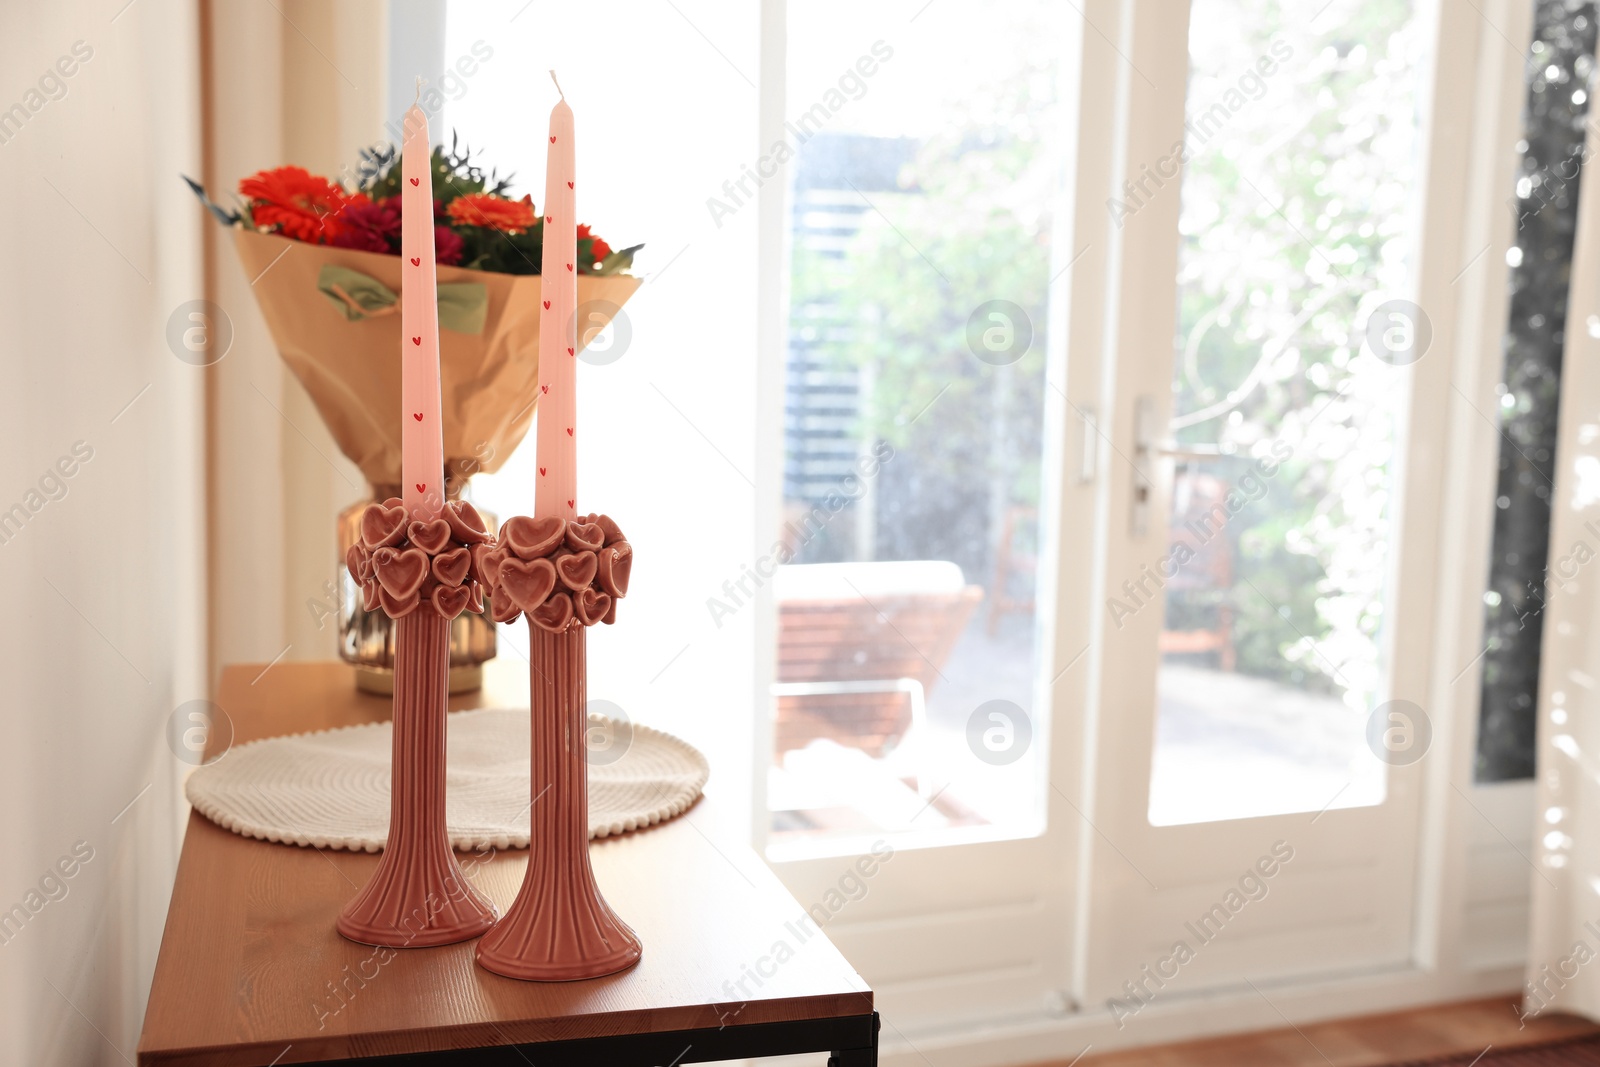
[186, 136, 643, 690]
[184, 134, 641, 494]
[193, 137, 639, 277]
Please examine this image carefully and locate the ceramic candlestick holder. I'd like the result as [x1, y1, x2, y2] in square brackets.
[337, 498, 499, 947]
[472, 511, 641, 981]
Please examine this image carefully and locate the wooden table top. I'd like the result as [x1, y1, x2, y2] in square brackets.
[137, 661, 871, 1066]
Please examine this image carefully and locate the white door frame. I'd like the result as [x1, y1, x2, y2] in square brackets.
[748, 0, 1543, 1061]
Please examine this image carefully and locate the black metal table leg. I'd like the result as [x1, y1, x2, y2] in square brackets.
[828, 1010, 881, 1066]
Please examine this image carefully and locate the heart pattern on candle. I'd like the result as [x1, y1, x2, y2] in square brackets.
[567, 181, 574, 189]
[415, 483, 427, 494]
[409, 177, 420, 185]
[550, 135, 557, 143]
[412, 336, 422, 346]
[567, 348, 574, 357]
[566, 427, 573, 436]
[410, 257, 421, 266]
[541, 385, 549, 393]
[539, 467, 547, 476]
[543, 300, 551, 310]
[413, 412, 423, 421]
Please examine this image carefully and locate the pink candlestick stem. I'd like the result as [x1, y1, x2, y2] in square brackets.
[475, 622, 642, 980]
[401, 100, 445, 521]
[336, 611, 498, 947]
[534, 80, 578, 522]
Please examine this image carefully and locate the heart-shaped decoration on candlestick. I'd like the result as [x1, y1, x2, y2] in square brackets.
[443, 500, 491, 544]
[432, 547, 472, 587]
[470, 543, 504, 588]
[490, 590, 522, 624]
[467, 582, 485, 614]
[361, 579, 383, 613]
[373, 546, 430, 599]
[408, 519, 453, 554]
[597, 542, 632, 598]
[431, 584, 472, 620]
[530, 591, 574, 632]
[555, 550, 598, 591]
[580, 514, 626, 546]
[574, 587, 611, 626]
[361, 502, 408, 550]
[377, 586, 420, 618]
[497, 557, 558, 614]
[503, 515, 565, 559]
[345, 543, 368, 583]
[565, 521, 605, 553]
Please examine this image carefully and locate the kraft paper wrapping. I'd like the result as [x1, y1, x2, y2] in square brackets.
[233, 230, 641, 491]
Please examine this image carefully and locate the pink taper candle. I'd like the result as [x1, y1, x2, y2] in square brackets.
[401, 98, 445, 521]
[535, 74, 577, 521]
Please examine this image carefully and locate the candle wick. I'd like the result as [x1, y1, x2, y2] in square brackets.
[549, 70, 564, 99]
[414, 75, 423, 105]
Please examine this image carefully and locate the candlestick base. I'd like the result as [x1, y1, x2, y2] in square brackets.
[337, 612, 498, 947]
[475, 622, 642, 981]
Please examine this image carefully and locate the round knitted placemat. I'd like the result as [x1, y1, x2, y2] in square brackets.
[185, 707, 709, 852]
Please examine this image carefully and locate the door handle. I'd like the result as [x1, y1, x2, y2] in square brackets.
[1131, 396, 1154, 537]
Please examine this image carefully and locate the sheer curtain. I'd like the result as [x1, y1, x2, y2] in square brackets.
[1525, 112, 1600, 1023]
[441, 1, 764, 832]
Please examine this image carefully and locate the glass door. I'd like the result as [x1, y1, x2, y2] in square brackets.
[757, 0, 1084, 1029]
[1079, 0, 1457, 1006]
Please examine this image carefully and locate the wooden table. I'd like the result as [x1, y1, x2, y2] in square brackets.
[137, 661, 876, 1066]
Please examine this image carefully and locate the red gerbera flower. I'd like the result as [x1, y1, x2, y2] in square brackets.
[447, 192, 536, 234]
[577, 223, 611, 265]
[240, 166, 358, 244]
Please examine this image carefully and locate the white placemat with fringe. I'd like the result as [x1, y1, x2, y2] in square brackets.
[185, 707, 708, 852]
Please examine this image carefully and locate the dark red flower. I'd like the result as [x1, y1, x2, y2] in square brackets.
[434, 225, 464, 266]
[329, 197, 400, 253]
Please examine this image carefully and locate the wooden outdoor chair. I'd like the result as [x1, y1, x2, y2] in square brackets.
[773, 561, 984, 761]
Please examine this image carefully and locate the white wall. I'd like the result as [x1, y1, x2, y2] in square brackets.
[0, 2, 204, 1064]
